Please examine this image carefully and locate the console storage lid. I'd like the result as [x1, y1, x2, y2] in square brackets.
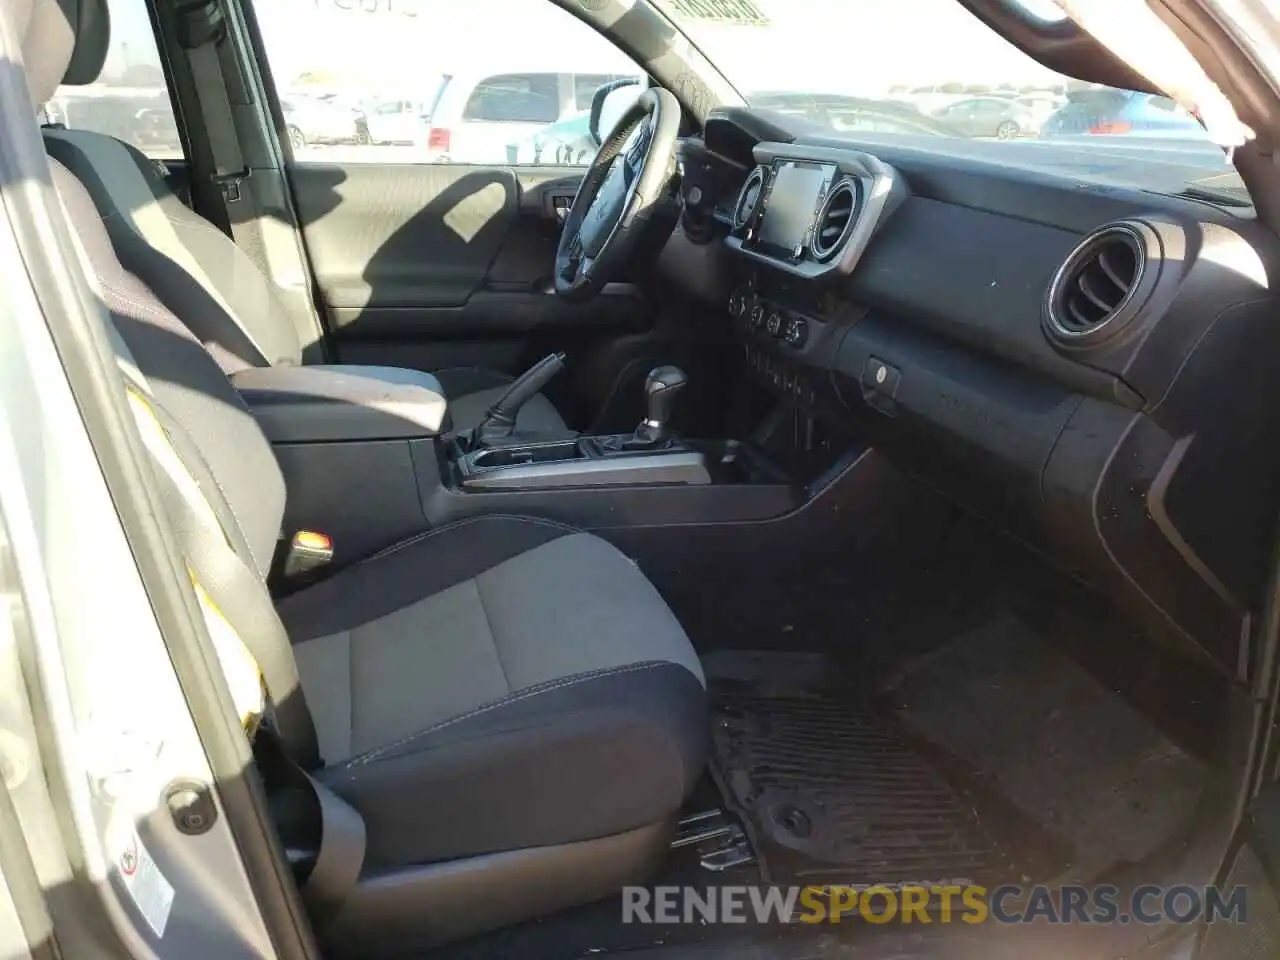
[232, 365, 449, 443]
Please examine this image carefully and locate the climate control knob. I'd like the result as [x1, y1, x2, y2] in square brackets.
[766, 310, 784, 337]
[785, 317, 809, 347]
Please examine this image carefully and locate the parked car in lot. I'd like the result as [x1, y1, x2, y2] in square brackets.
[1041, 88, 1210, 140]
[364, 82, 447, 145]
[748, 91, 962, 137]
[52, 90, 181, 155]
[281, 93, 367, 149]
[932, 96, 1036, 139]
[423, 69, 642, 163]
[1013, 92, 1067, 128]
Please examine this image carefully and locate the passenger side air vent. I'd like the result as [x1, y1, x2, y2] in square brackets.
[1046, 224, 1153, 346]
[733, 166, 766, 231]
[810, 179, 860, 262]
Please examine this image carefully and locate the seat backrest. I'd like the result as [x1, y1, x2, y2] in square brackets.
[10, 0, 316, 756]
[51, 151, 320, 765]
[44, 128, 304, 373]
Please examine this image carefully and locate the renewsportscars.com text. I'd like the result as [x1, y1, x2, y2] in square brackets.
[622, 884, 1250, 926]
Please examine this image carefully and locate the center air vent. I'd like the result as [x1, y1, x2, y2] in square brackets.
[810, 179, 860, 262]
[733, 166, 766, 231]
[1046, 223, 1154, 346]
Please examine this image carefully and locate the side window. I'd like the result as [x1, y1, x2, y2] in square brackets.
[255, 0, 643, 165]
[463, 75, 559, 123]
[47, 0, 183, 160]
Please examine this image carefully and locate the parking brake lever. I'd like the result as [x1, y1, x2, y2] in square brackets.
[470, 352, 566, 447]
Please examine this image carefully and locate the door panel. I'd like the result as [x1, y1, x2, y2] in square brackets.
[293, 163, 522, 310]
[289, 162, 653, 382]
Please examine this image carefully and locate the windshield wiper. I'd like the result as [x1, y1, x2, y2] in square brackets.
[1177, 184, 1253, 207]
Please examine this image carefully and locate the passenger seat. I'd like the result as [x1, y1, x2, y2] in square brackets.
[17, 0, 705, 949]
[41, 0, 568, 436]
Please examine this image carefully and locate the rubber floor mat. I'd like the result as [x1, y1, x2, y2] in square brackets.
[885, 612, 1208, 882]
[705, 650, 1068, 886]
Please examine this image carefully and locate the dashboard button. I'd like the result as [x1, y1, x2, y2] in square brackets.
[766, 310, 784, 337]
[861, 356, 901, 416]
[751, 303, 766, 329]
[785, 317, 809, 347]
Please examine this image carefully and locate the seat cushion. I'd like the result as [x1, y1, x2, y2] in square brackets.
[278, 516, 706, 867]
[433, 366, 571, 436]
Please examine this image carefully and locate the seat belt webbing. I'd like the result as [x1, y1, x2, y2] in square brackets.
[125, 386, 320, 770]
[185, 36, 262, 258]
[129, 389, 364, 915]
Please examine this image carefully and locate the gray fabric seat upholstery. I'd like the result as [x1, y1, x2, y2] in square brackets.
[41, 82, 567, 436]
[18, 2, 705, 942]
[280, 515, 706, 866]
[48, 140, 706, 934]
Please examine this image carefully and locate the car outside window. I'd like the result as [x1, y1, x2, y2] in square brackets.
[650, 0, 1246, 205]
[463, 75, 559, 124]
[47, 0, 184, 161]
[254, 0, 644, 166]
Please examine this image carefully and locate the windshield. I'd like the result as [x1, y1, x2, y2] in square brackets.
[650, 0, 1248, 205]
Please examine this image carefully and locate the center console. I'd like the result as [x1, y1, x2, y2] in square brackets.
[454, 437, 711, 490]
[233, 362, 801, 573]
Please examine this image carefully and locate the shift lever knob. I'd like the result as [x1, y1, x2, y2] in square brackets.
[641, 365, 687, 436]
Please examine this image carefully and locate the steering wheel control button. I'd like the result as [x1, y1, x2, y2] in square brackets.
[861, 356, 901, 417]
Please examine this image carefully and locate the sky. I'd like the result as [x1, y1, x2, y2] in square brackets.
[97, 0, 1071, 97]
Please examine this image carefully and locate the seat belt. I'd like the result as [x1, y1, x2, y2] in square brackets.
[185, 36, 251, 236]
[300, 769, 367, 922]
[174, 0, 262, 256]
[127, 385, 366, 919]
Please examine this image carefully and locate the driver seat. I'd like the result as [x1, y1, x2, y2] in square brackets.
[40, 2, 567, 437]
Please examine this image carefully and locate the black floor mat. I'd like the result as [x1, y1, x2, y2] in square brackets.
[883, 612, 1209, 883]
[705, 649, 1069, 886]
[705, 610, 1209, 887]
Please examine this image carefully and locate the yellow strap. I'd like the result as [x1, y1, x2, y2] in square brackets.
[125, 386, 266, 734]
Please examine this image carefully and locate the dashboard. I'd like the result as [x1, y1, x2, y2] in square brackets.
[677, 107, 1280, 675]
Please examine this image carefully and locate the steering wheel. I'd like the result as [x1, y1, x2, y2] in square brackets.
[555, 87, 681, 300]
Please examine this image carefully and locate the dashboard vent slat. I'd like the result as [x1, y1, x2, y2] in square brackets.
[733, 166, 766, 232]
[1076, 270, 1119, 315]
[1046, 224, 1149, 345]
[810, 179, 861, 262]
[1096, 247, 1133, 293]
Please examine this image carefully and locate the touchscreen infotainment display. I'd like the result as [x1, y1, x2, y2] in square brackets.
[757, 161, 837, 261]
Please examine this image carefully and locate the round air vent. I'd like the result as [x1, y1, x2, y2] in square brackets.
[1046, 223, 1156, 347]
[733, 166, 767, 231]
[810, 179, 861, 262]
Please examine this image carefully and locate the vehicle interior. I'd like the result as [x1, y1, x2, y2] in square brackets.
[6, 0, 1280, 958]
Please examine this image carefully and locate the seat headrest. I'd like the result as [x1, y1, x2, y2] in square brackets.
[62, 0, 109, 87]
[14, 0, 110, 107]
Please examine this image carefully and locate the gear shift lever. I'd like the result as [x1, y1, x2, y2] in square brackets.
[628, 365, 688, 448]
